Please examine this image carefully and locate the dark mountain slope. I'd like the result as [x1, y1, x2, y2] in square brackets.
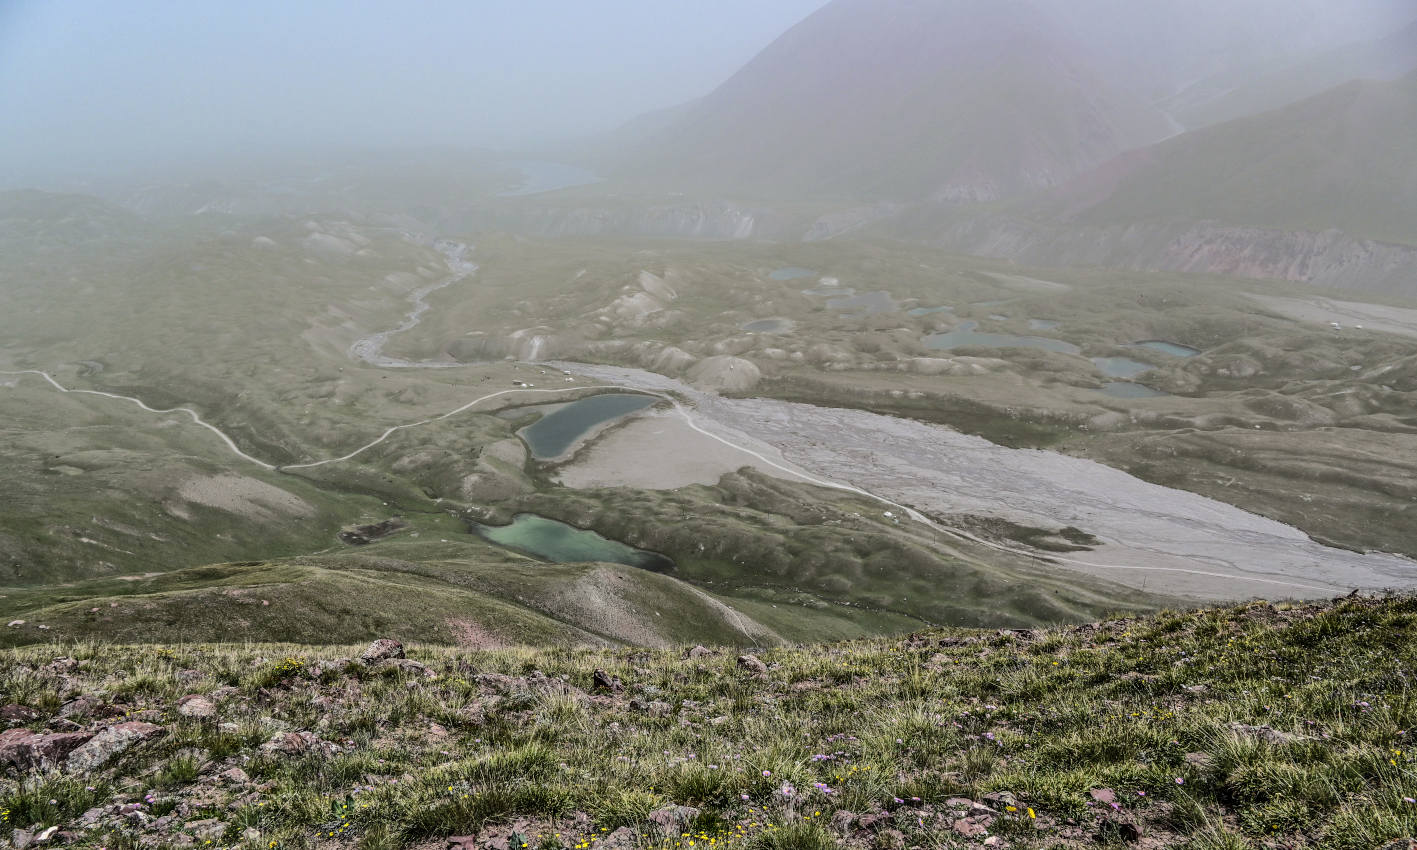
[612, 0, 1175, 202]
[1071, 72, 1417, 247]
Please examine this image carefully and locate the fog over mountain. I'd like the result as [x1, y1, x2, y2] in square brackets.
[0, 0, 830, 186]
[4, 0, 1411, 193]
[609, 0, 1416, 201]
[9, 6, 1417, 842]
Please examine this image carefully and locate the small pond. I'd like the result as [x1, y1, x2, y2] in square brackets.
[517, 393, 656, 460]
[1092, 357, 1155, 379]
[1028, 319, 1061, 331]
[925, 321, 1081, 354]
[1132, 340, 1201, 357]
[908, 305, 953, 317]
[1099, 382, 1169, 399]
[470, 513, 675, 572]
[769, 267, 816, 281]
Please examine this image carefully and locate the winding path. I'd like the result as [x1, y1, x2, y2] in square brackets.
[0, 369, 278, 470]
[1, 365, 1335, 593]
[4, 240, 1405, 598]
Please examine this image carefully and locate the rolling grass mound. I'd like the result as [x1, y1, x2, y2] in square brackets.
[3, 596, 1415, 848]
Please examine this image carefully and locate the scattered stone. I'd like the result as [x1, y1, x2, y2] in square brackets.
[446, 838, 478, 850]
[598, 827, 639, 850]
[1089, 788, 1117, 805]
[736, 654, 768, 674]
[0, 704, 40, 726]
[185, 819, 226, 840]
[593, 669, 624, 692]
[0, 728, 94, 771]
[1095, 817, 1143, 844]
[217, 767, 250, 785]
[44, 718, 82, 733]
[261, 731, 319, 756]
[58, 695, 104, 719]
[648, 805, 701, 837]
[982, 790, 1019, 809]
[360, 638, 405, 664]
[685, 645, 714, 659]
[953, 817, 992, 837]
[384, 658, 435, 678]
[982, 836, 1008, 848]
[1377, 840, 1417, 850]
[66, 722, 165, 773]
[43, 657, 78, 675]
[831, 810, 857, 831]
[176, 695, 217, 719]
[876, 828, 906, 849]
[5, 620, 23, 628]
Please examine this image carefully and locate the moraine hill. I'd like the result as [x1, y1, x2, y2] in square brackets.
[3, 595, 1416, 849]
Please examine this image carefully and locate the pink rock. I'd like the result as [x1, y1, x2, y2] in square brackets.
[0, 728, 94, 771]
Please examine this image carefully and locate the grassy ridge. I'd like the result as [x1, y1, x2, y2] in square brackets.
[3, 596, 1415, 848]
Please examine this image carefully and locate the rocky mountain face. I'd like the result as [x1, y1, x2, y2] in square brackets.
[609, 0, 1176, 202]
[894, 71, 1417, 293]
[906, 213, 1417, 296]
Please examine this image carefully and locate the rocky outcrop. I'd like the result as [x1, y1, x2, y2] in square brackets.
[66, 722, 165, 773]
[0, 728, 93, 772]
[359, 638, 405, 663]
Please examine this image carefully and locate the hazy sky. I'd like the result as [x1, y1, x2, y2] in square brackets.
[0, 0, 828, 179]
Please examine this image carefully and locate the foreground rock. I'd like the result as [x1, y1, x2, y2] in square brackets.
[0, 728, 92, 772]
[66, 722, 165, 773]
[360, 638, 405, 663]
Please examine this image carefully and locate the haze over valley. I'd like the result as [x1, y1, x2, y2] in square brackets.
[4, 3, 1417, 845]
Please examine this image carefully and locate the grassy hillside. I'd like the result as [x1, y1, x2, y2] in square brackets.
[0, 544, 917, 652]
[3, 596, 1415, 848]
[1070, 73, 1417, 246]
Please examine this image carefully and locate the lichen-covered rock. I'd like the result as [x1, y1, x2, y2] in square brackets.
[359, 639, 405, 664]
[736, 654, 768, 674]
[647, 805, 701, 837]
[0, 728, 93, 772]
[175, 695, 217, 719]
[66, 722, 165, 773]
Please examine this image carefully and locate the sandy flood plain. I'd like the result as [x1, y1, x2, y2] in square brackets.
[551, 362, 1417, 602]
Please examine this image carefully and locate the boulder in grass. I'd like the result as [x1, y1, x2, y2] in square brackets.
[648, 805, 701, 838]
[0, 728, 93, 772]
[66, 722, 165, 773]
[360, 639, 405, 664]
[736, 654, 768, 674]
[0, 704, 41, 727]
[175, 695, 217, 719]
